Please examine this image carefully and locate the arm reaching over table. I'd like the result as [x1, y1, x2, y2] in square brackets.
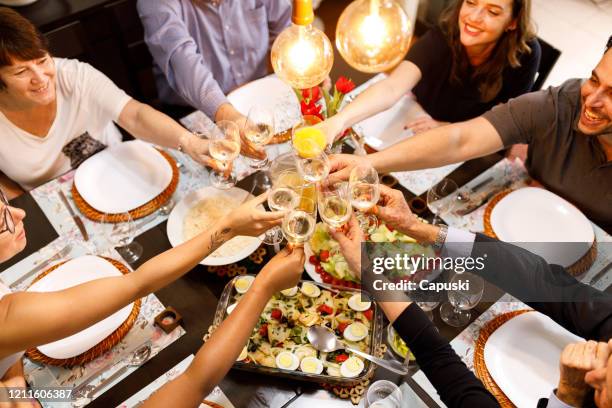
[0, 193, 283, 360]
[141, 247, 306, 408]
[326, 117, 504, 185]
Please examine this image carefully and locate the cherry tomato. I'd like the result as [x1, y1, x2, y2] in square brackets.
[322, 274, 333, 284]
[315, 264, 324, 274]
[259, 323, 268, 336]
[271, 308, 282, 320]
[309, 255, 319, 265]
[363, 309, 373, 321]
[317, 304, 333, 315]
[319, 250, 330, 262]
[337, 322, 349, 334]
[335, 354, 349, 363]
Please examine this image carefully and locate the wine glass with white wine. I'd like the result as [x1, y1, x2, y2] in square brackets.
[317, 182, 351, 229]
[264, 170, 302, 244]
[242, 106, 274, 169]
[209, 120, 241, 189]
[295, 139, 330, 183]
[349, 164, 380, 231]
[282, 196, 317, 248]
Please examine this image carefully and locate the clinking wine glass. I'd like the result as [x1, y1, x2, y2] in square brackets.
[100, 213, 143, 264]
[440, 272, 484, 327]
[318, 182, 352, 229]
[427, 178, 458, 225]
[243, 106, 275, 169]
[282, 196, 317, 248]
[209, 120, 241, 189]
[264, 170, 302, 245]
[349, 164, 380, 231]
[295, 140, 330, 184]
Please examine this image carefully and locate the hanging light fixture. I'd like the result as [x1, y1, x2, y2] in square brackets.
[336, 0, 412, 73]
[271, 0, 334, 89]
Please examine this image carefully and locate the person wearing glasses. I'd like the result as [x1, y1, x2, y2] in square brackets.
[0, 189, 305, 408]
[332, 184, 612, 408]
[0, 8, 228, 198]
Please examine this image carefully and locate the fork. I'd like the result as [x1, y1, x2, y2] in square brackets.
[10, 244, 73, 289]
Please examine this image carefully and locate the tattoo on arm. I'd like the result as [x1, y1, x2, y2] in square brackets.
[208, 227, 232, 252]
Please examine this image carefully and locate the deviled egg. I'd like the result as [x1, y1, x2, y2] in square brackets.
[275, 351, 299, 371]
[340, 356, 364, 378]
[281, 286, 298, 297]
[234, 275, 255, 294]
[343, 322, 369, 342]
[226, 303, 238, 315]
[300, 356, 324, 375]
[347, 294, 372, 312]
[300, 282, 321, 298]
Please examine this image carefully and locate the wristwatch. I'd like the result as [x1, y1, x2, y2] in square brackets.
[432, 224, 448, 252]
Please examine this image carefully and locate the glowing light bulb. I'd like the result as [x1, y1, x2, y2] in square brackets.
[336, 0, 413, 73]
[271, 0, 334, 89]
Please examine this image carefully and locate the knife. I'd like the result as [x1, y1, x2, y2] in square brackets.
[589, 261, 612, 285]
[455, 180, 512, 216]
[58, 191, 89, 241]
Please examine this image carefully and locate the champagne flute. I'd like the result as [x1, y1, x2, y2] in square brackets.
[282, 196, 317, 248]
[440, 272, 484, 327]
[264, 170, 302, 245]
[427, 178, 458, 225]
[243, 106, 274, 169]
[349, 164, 380, 231]
[100, 213, 143, 264]
[318, 182, 351, 229]
[209, 120, 241, 189]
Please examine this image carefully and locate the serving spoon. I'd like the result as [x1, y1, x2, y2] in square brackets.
[307, 326, 409, 375]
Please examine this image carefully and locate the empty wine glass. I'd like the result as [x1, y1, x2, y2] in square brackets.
[264, 170, 302, 245]
[349, 164, 380, 231]
[427, 178, 458, 225]
[440, 272, 484, 327]
[243, 106, 275, 169]
[416, 301, 440, 321]
[100, 213, 143, 264]
[282, 196, 317, 248]
[295, 140, 330, 183]
[209, 120, 241, 189]
[318, 182, 351, 229]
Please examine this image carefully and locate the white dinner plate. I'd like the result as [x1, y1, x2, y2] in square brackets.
[166, 187, 262, 266]
[27, 256, 133, 359]
[74, 140, 173, 214]
[484, 311, 583, 408]
[227, 75, 301, 134]
[490, 187, 594, 267]
[304, 244, 322, 283]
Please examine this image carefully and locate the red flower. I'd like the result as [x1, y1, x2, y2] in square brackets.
[301, 86, 321, 103]
[335, 76, 355, 94]
[300, 100, 323, 120]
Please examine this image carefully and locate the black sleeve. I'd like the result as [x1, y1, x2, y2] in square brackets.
[472, 234, 612, 340]
[393, 304, 500, 408]
[500, 39, 541, 100]
[406, 27, 449, 77]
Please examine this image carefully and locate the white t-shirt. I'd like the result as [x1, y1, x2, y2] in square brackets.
[0, 58, 132, 190]
[0, 281, 22, 378]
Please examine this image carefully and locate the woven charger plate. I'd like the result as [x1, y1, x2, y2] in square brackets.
[473, 309, 531, 407]
[72, 149, 179, 223]
[483, 190, 597, 276]
[25, 257, 141, 367]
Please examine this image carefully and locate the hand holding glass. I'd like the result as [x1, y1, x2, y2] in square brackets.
[318, 182, 351, 229]
[243, 106, 274, 169]
[209, 120, 241, 189]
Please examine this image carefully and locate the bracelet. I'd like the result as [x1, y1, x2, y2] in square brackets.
[432, 224, 448, 252]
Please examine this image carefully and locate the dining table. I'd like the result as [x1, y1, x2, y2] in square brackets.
[3, 2, 611, 406]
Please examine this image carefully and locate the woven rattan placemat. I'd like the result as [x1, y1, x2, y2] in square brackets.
[72, 150, 179, 223]
[483, 190, 597, 276]
[25, 257, 141, 367]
